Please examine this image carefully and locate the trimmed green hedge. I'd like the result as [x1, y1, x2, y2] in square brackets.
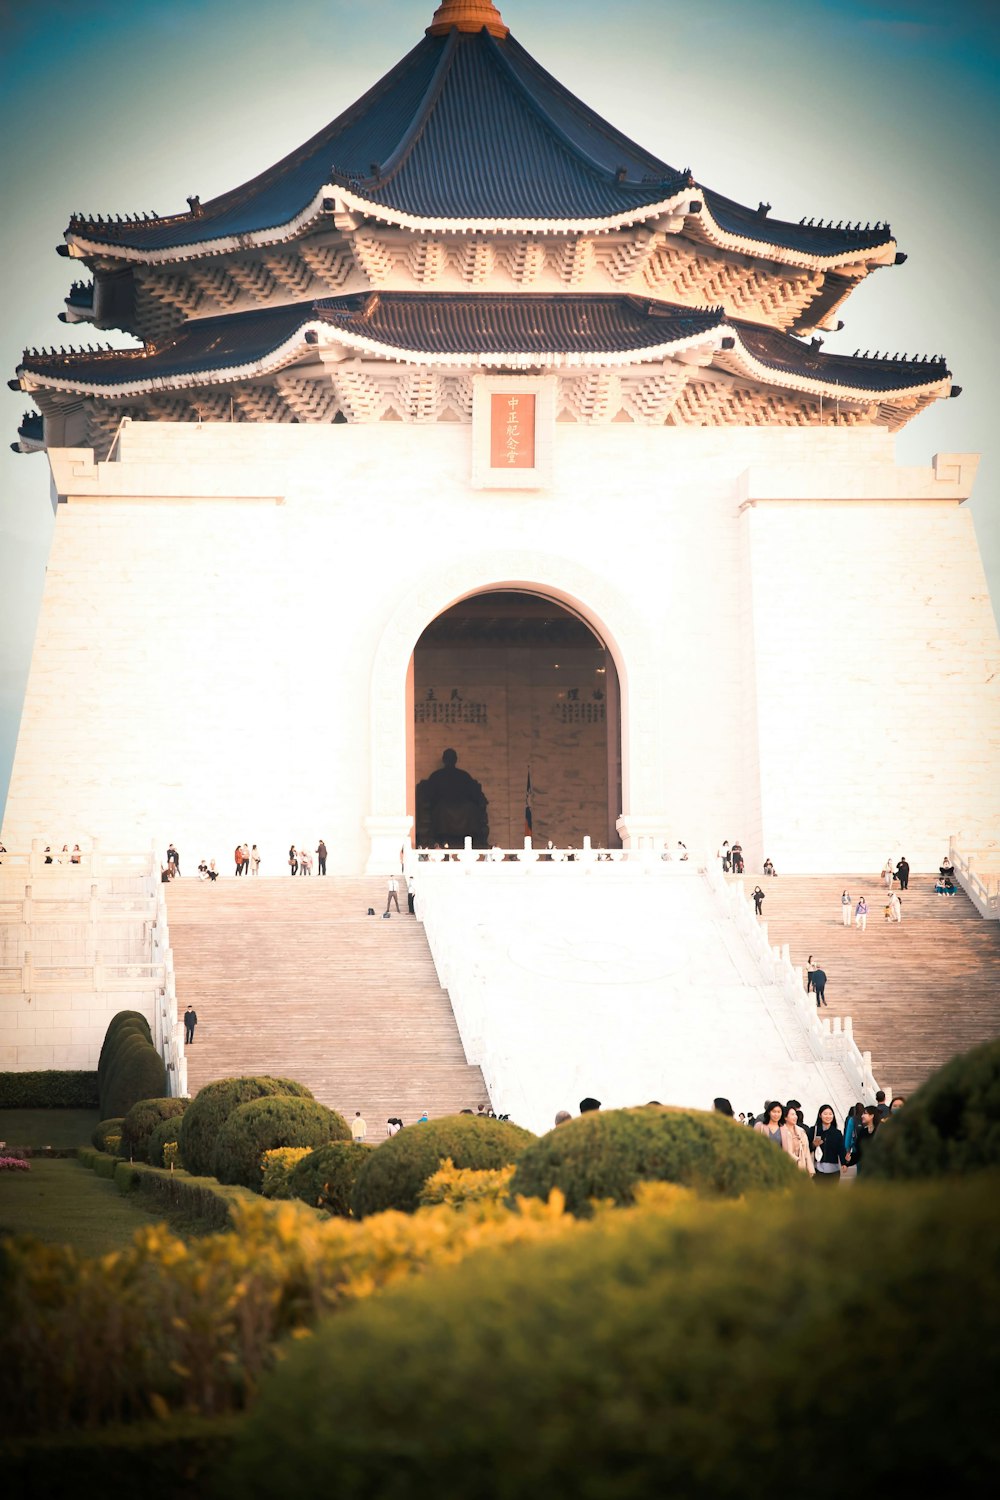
[77, 1150, 284, 1231]
[212, 1096, 350, 1190]
[226, 1176, 1000, 1498]
[288, 1142, 371, 1216]
[0, 1071, 99, 1109]
[97, 1012, 150, 1113]
[178, 1076, 315, 1178]
[79, 1146, 120, 1180]
[102, 1036, 166, 1122]
[91, 1118, 126, 1153]
[351, 1115, 535, 1217]
[867, 1037, 1000, 1180]
[508, 1106, 801, 1215]
[120, 1098, 187, 1163]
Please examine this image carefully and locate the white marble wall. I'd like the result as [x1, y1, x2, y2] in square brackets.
[2, 418, 994, 875]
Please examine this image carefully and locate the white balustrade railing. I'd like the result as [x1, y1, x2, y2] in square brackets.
[710, 864, 882, 1103]
[404, 834, 699, 871]
[949, 836, 1000, 919]
[0, 840, 157, 880]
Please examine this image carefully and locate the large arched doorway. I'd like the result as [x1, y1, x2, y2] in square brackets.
[408, 590, 622, 849]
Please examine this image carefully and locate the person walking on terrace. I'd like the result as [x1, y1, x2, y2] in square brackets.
[184, 1005, 197, 1045]
[288, 844, 298, 876]
[250, 844, 261, 876]
[385, 873, 401, 914]
[316, 839, 327, 876]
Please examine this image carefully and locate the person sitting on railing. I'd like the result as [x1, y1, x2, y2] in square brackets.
[70, 844, 81, 864]
[677, 841, 689, 861]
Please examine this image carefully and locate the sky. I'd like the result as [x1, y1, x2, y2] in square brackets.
[1, 0, 998, 818]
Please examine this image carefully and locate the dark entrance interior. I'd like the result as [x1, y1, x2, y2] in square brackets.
[410, 590, 622, 848]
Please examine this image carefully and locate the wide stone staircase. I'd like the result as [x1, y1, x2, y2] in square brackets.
[748, 872, 1000, 1096]
[164, 878, 488, 1128]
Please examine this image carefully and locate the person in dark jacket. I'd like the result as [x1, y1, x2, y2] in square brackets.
[845, 1105, 880, 1173]
[184, 1005, 197, 1045]
[811, 1103, 845, 1185]
[812, 966, 828, 1007]
[895, 857, 910, 891]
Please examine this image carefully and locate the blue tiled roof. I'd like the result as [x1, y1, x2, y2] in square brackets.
[17, 295, 949, 395]
[67, 31, 687, 252]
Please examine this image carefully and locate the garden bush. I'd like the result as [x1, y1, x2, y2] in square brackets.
[120, 1098, 187, 1163]
[418, 1159, 515, 1209]
[178, 1076, 314, 1177]
[508, 1105, 801, 1215]
[101, 1034, 167, 1121]
[146, 1116, 185, 1168]
[867, 1036, 1000, 1180]
[0, 1070, 98, 1109]
[212, 1096, 349, 1190]
[92, 1118, 125, 1152]
[352, 1115, 535, 1217]
[97, 1012, 151, 1109]
[225, 1176, 1000, 1499]
[261, 1147, 312, 1199]
[288, 1142, 370, 1216]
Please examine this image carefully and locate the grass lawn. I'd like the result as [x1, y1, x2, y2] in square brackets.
[0, 1157, 167, 1256]
[0, 1109, 100, 1149]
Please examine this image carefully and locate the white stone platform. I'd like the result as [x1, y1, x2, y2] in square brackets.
[413, 856, 876, 1134]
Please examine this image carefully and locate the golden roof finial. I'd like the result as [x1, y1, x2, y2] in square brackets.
[426, 1, 509, 39]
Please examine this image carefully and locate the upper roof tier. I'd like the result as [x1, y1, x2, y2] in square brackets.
[63, 4, 896, 265]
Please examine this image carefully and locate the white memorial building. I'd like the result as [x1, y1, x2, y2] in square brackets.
[5, 0, 998, 878]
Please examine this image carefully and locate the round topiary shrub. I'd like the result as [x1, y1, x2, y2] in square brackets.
[224, 1176, 1000, 1499]
[101, 1034, 167, 1120]
[178, 1076, 315, 1177]
[288, 1142, 371, 1216]
[508, 1106, 801, 1215]
[92, 1117, 125, 1152]
[146, 1114, 187, 1168]
[351, 1115, 535, 1217]
[212, 1096, 349, 1190]
[866, 1036, 1000, 1180]
[120, 1097, 187, 1162]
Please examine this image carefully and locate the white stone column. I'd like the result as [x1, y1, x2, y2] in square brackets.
[364, 815, 412, 875]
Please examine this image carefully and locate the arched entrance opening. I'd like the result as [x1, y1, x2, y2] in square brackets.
[407, 589, 622, 849]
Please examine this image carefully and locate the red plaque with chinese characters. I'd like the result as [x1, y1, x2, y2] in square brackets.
[490, 392, 535, 469]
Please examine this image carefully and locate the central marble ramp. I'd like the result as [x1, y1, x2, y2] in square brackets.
[415, 861, 867, 1135]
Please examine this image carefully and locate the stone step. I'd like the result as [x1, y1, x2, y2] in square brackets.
[166, 877, 489, 1125]
[740, 873, 1000, 1095]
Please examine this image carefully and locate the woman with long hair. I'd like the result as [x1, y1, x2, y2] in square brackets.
[780, 1105, 815, 1175]
[811, 1103, 846, 1185]
[754, 1100, 789, 1152]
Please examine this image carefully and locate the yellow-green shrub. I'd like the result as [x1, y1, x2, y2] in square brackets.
[419, 1159, 515, 1209]
[261, 1147, 312, 1199]
[0, 1187, 576, 1436]
[352, 1115, 535, 1216]
[287, 1142, 370, 1217]
[226, 1177, 1000, 1499]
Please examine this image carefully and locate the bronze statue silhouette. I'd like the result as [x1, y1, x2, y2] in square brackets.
[416, 748, 489, 849]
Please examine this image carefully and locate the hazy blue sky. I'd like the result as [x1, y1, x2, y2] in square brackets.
[2, 0, 998, 816]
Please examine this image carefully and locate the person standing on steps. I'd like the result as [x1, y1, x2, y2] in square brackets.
[895, 856, 909, 891]
[812, 964, 828, 1007]
[806, 955, 817, 996]
[407, 873, 416, 915]
[855, 895, 868, 931]
[841, 889, 852, 926]
[385, 873, 401, 914]
[316, 839, 327, 876]
[184, 1005, 197, 1045]
[889, 891, 902, 923]
[752, 885, 765, 916]
[351, 1111, 367, 1144]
